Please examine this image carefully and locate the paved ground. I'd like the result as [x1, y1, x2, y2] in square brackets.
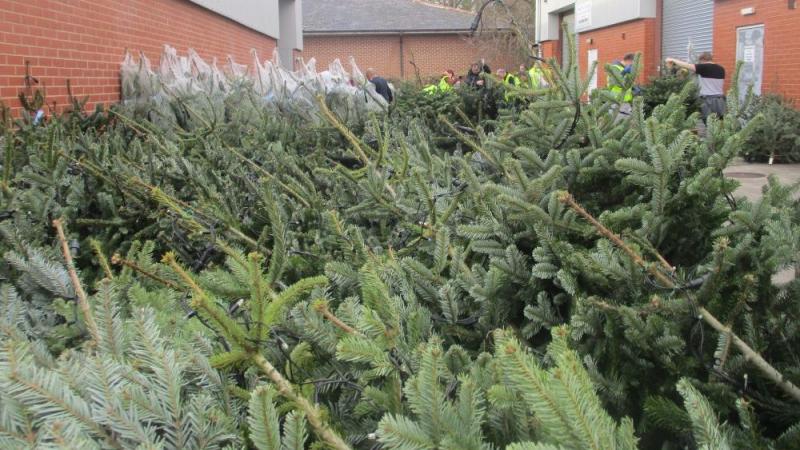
[723, 160, 800, 284]
[724, 160, 800, 201]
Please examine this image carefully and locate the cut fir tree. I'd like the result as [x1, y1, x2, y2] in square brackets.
[0, 40, 799, 449]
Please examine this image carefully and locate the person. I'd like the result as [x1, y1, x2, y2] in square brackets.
[365, 68, 393, 103]
[608, 53, 635, 103]
[666, 52, 726, 122]
[517, 64, 529, 85]
[606, 53, 635, 120]
[442, 70, 457, 89]
[497, 68, 521, 104]
[496, 68, 507, 81]
[528, 62, 549, 89]
[423, 70, 456, 95]
[465, 62, 485, 88]
[499, 68, 521, 87]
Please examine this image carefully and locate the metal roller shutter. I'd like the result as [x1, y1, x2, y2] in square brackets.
[662, 0, 714, 62]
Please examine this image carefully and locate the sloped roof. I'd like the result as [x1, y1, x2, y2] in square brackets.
[303, 0, 482, 34]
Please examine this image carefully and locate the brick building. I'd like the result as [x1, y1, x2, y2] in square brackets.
[0, 0, 302, 114]
[302, 0, 516, 82]
[535, 0, 800, 102]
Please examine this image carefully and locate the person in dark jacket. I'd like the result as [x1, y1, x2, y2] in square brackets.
[465, 61, 490, 88]
[366, 68, 393, 103]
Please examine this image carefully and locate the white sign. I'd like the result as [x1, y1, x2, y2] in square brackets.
[576, 1, 592, 31]
[588, 49, 598, 93]
[743, 45, 755, 63]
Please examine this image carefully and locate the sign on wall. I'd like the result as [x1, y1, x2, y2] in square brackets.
[576, 1, 592, 31]
[737, 25, 764, 100]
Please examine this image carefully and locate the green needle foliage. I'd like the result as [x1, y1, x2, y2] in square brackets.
[1, 38, 799, 449]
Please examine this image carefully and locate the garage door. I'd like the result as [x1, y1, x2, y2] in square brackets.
[662, 0, 714, 62]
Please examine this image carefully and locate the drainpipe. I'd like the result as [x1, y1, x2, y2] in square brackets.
[399, 33, 405, 78]
[655, 0, 663, 73]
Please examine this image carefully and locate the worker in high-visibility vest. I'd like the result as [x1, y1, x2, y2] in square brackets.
[608, 53, 635, 102]
[607, 53, 635, 121]
[496, 68, 520, 103]
[423, 69, 456, 95]
[528, 63, 549, 89]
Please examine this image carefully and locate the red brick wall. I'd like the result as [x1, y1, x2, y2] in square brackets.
[579, 18, 658, 87]
[303, 33, 517, 83]
[403, 34, 516, 82]
[0, 0, 277, 115]
[713, 0, 800, 102]
[538, 18, 656, 87]
[540, 41, 559, 61]
[303, 35, 402, 78]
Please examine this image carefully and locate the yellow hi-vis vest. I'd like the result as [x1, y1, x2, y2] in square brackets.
[528, 66, 545, 88]
[504, 74, 521, 87]
[438, 76, 453, 92]
[503, 74, 521, 101]
[608, 63, 634, 102]
[423, 76, 452, 95]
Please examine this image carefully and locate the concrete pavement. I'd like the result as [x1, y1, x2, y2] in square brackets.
[723, 160, 800, 284]
[724, 160, 800, 201]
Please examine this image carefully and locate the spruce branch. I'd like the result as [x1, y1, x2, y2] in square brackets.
[316, 95, 370, 165]
[111, 253, 181, 290]
[557, 192, 673, 287]
[226, 145, 311, 208]
[438, 115, 505, 173]
[251, 353, 351, 450]
[313, 299, 364, 337]
[52, 219, 100, 346]
[88, 239, 113, 280]
[162, 252, 249, 349]
[558, 191, 800, 403]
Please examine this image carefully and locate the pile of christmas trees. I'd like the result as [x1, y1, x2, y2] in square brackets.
[119, 45, 389, 131]
[0, 44, 799, 450]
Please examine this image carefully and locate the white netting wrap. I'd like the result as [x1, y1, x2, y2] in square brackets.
[120, 45, 390, 128]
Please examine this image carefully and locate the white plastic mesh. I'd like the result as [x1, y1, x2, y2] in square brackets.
[120, 45, 390, 127]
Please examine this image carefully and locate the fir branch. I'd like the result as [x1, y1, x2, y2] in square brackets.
[250, 353, 351, 450]
[313, 300, 363, 337]
[162, 252, 249, 349]
[557, 192, 672, 287]
[438, 115, 504, 173]
[88, 239, 113, 280]
[281, 410, 308, 450]
[316, 95, 370, 165]
[559, 191, 800, 403]
[52, 219, 100, 346]
[226, 146, 311, 208]
[677, 378, 732, 449]
[247, 385, 281, 450]
[111, 254, 181, 290]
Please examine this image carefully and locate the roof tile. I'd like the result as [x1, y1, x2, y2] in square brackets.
[304, 0, 480, 33]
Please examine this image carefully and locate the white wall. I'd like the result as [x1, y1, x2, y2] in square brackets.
[278, 0, 303, 66]
[536, 0, 577, 42]
[536, 0, 657, 41]
[190, 0, 281, 39]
